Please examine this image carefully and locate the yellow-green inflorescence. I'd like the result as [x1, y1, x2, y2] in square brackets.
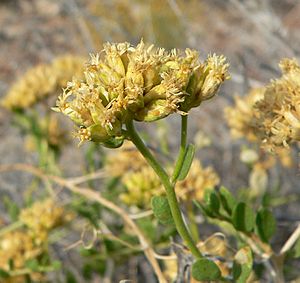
[2, 55, 85, 110]
[254, 58, 300, 151]
[53, 40, 229, 146]
[225, 58, 300, 153]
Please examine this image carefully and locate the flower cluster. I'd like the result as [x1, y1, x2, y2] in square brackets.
[105, 141, 148, 176]
[120, 166, 163, 208]
[225, 87, 265, 142]
[54, 40, 229, 146]
[19, 198, 70, 242]
[1, 55, 85, 110]
[0, 231, 44, 282]
[254, 58, 300, 151]
[111, 145, 220, 208]
[120, 159, 220, 207]
[225, 58, 300, 165]
[0, 198, 72, 282]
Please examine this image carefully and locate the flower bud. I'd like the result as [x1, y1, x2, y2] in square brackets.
[181, 54, 230, 111]
[135, 99, 173, 122]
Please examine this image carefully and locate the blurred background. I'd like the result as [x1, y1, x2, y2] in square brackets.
[0, 0, 300, 282]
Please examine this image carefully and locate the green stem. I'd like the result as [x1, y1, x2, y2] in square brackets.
[187, 201, 199, 242]
[172, 115, 188, 183]
[125, 120, 202, 259]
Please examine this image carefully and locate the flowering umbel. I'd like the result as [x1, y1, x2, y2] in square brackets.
[53, 40, 229, 146]
[254, 58, 300, 151]
[225, 58, 300, 150]
[19, 198, 72, 242]
[119, 159, 220, 209]
[225, 87, 265, 142]
[108, 143, 220, 208]
[0, 231, 44, 282]
[1, 55, 85, 110]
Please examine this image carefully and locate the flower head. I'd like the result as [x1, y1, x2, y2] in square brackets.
[120, 166, 164, 208]
[225, 87, 265, 142]
[254, 58, 300, 151]
[19, 198, 71, 242]
[225, 59, 300, 166]
[0, 231, 44, 282]
[54, 40, 229, 146]
[105, 141, 147, 176]
[1, 55, 85, 110]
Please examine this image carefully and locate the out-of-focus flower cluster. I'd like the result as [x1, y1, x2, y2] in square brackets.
[105, 142, 148, 176]
[225, 87, 265, 142]
[0, 198, 71, 282]
[120, 166, 163, 207]
[106, 142, 162, 208]
[225, 58, 300, 154]
[54, 40, 229, 146]
[1, 55, 85, 110]
[20, 198, 72, 242]
[0, 231, 44, 282]
[255, 58, 300, 151]
[107, 144, 219, 209]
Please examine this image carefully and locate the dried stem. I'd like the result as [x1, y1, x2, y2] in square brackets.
[0, 163, 167, 283]
[280, 223, 300, 255]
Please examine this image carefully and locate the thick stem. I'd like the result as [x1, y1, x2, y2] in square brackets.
[172, 115, 188, 183]
[125, 120, 202, 259]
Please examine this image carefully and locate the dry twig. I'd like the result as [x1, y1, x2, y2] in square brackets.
[0, 163, 167, 283]
[280, 223, 300, 255]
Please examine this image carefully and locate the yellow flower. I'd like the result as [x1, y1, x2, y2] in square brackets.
[254, 58, 300, 151]
[182, 54, 230, 110]
[226, 62, 300, 149]
[1, 55, 85, 110]
[120, 166, 164, 208]
[118, 154, 219, 208]
[54, 40, 229, 146]
[225, 87, 265, 142]
[225, 83, 294, 167]
[105, 141, 147, 176]
[19, 198, 70, 242]
[0, 231, 44, 282]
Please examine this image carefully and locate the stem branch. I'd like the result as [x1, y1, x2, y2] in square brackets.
[125, 120, 202, 259]
[172, 115, 188, 183]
